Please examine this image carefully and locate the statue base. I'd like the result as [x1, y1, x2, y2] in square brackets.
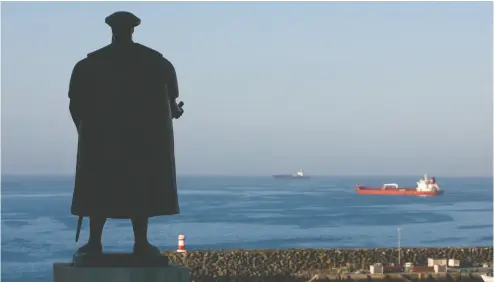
[53, 262, 190, 282]
[73, 252, 169, 267]
[54, 253, 188, 282]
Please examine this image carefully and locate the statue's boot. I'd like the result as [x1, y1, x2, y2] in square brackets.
[133, 242, 161, 255]
[75, 242, 103, 255]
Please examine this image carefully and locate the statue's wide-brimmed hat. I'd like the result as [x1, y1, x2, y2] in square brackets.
[105, 11, 141, 29]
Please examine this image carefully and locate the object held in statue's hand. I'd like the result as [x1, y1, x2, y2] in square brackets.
[173, 101, 184, 119]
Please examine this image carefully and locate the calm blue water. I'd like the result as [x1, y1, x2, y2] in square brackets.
[1, 175, 493, 282]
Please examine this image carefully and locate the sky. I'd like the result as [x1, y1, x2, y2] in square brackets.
[1, 2, 492, 177]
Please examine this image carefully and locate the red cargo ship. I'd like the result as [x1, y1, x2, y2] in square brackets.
[355, 174, 443, 196]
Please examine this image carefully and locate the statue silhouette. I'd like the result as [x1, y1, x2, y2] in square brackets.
[68, 11, 184, 256]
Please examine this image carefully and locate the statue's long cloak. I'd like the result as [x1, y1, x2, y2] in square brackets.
[68, 42, 180, 218]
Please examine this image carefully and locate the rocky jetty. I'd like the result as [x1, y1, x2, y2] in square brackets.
[163, 247, 493, 282]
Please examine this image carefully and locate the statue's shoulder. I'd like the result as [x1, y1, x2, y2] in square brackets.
[71, 55, 94, 76]
[133, 43, 175, 69]
[78, 45, 114, 72]
[132, 43, 164, 59]
[160, 56, 175, 71]
[86, 44, 113, 59]
[70, 44, 114, 78]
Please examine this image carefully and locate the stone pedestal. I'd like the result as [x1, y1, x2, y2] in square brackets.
[53, 262, 190, 282]
[73, 253, 170, 267]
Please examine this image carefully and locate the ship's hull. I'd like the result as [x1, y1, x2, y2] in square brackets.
[273, 174, 310, 179]
[355, 186, 443, 196]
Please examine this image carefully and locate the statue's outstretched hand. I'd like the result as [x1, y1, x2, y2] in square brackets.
[171, 101, 184, 119]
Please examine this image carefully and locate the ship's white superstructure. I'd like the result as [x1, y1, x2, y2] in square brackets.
[272, 170, 310, 179]
[416, 174, 440, 192]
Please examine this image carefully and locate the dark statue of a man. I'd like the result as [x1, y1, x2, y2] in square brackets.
[68, 11, 184, 256]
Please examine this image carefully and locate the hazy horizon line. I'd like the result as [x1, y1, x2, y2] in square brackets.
[1, 173, 492, 179]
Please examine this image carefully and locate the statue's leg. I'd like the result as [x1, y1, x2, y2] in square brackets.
[75, 216, 106, 255]
[131, 216, 161, 255]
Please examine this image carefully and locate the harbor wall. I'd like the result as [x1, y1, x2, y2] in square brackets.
[163, 247, 492, 282]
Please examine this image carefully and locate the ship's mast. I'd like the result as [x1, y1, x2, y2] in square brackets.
[398, 227, 401, 265]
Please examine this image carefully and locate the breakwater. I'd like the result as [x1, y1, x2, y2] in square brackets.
[163, 247, 492, 282]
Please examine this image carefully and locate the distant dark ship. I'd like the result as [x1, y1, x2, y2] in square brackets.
[272, 170, 310, 179]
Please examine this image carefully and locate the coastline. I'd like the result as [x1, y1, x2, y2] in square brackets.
[163, 247, 493, 281]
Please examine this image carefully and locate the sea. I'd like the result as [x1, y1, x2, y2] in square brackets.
[1, 175, 493, 282]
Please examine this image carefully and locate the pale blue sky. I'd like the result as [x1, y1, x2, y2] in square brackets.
[1, 2, 492, 176]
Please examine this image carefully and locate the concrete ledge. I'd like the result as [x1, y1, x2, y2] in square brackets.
[73, 252, 169, 267]
[53, 263, 190, 282]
